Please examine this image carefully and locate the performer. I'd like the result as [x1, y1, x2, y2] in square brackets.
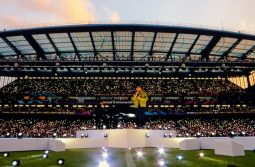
[131, 86, 148, 128]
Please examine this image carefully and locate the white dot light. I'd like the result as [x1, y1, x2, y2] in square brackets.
[158, 159, 165, 166]
[176, 155, 183, 160]
[158, 148, 165, 154]
[199, 152, 204, 157]
[137, 151, 143, 158]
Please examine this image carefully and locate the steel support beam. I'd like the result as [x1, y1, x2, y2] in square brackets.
[68, 33, 81, 61]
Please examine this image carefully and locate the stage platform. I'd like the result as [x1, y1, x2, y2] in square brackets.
[0, 129, 255, 156]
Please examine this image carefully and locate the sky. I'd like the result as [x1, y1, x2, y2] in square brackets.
[0, 0, 254, 33]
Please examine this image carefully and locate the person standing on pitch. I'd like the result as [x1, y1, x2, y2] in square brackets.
[131, 86, 148, 128]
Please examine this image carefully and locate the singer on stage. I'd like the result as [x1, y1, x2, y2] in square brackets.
[131, 86, 148, 128]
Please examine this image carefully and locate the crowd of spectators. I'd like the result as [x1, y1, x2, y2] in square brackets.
[1, 118, 255, 138]
[0, 79, 243, 96]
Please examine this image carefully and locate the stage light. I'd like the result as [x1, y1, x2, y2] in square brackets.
[6, 132, 11, 137]
[45, 150, 50, 154]
[128, 147, 131, 150]
[11, 160, 20, 166]
[199, 152, 204, 157]
[231, 131, 235, 135]
[98, 160, 109, 167]
[53, 133, 57, 138]
[185, 133, 189, 137]
[42, 153, 48, 159]
[57, 159, 65, 165]
[102, 152, 108, 159]
[104, 133, 108, 138]
[17, 133, 23, 139]
[169, 133, 173, 137]
[81, 134, 85, 138]
[103, 125, 107, 129]
[3, 152, 9, 157]
[242, 131, 246, 136]
[158, 148, 165, 154]
[117, 124, 121, 128]
[145, 133, 150, 138]
[137, 151, 143, 158]
[176, 155, 183, 160]
[211, 132, 215, 136]
[197, 132, 201, 136]
[85, 134, 88, 138]
[158, 159, 165, 166]
[163, 134, 168, 138]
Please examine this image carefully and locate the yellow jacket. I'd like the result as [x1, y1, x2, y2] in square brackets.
[131, 91, 148, 108]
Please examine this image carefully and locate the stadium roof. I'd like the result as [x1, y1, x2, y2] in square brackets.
[0, 24, 255, 62]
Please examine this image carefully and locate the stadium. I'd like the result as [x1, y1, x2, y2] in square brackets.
[1, 23, 255, 167]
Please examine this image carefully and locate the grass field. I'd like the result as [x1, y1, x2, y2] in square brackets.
[1, 148, 255, 167]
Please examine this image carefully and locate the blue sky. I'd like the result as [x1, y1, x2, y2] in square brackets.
[0, 0, 254, 32]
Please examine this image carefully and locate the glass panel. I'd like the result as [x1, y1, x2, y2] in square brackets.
[32, 34, 55, 52]
[247, 51, 255, 59]
[0, 38, 16, 56]
[172, 34, 197, 53]
[7, 36, 36, 54]
[49, 33, 74, 52]
[92, 31, 112, 51]
[229, 40, 255, 57]
[133, 52, 148, 61]
[114, 31, 132, 51]
[70, 32, 93, 52]
[211, 37, 237, 55]
[116, 52, 131, 60]
[134, 32, 154, 52]
[191, 35, 213, 54]
[153, 33, 176, 52]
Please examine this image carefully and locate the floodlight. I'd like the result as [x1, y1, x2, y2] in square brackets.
[169, 133, 173, 137]
[93, 126, 97, 129]
[103, 125, 107, 129]
[163, 134, 168, 138]
[45, 150, 50, 154]
[57, 159, 65, 165]
[137, 151, 143, 158]
[104, 133, 108, 138]
[42, 153, 48, 159]
[145, 133, 150, 138]
[6, 132, 11, 138]
[11, 160, 20, 166]
[17, 133, 23, 139]
[176, 155, 183, 160]
[85, 134, 88, 138]
[81, 134, 85, 138]
[158, 148, 165, 154]
[199, 152, 204, 157]
[242, 131, 246, 136]
[53, 133, 57, 138]
[3, 152, 9, 157]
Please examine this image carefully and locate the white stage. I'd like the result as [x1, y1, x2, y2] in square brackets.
[0, 129, 254, 156]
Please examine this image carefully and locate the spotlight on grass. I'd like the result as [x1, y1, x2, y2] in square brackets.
[158, 148, 165, 154]
[158, 159, 165, 166]
[98, 160, 109, 167]
[42, 153, 48, 159]
[11, 160, 20, 166]
[57, 159, 65, 165]
[137, 151, 143, 158]
[3, 152, 9, 157]
[176, 155, 183, 160]
[199, 152, 204, 157]
[45, 150, 50, 154]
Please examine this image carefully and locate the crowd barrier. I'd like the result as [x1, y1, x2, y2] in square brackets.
[0, 129, 255, 157]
